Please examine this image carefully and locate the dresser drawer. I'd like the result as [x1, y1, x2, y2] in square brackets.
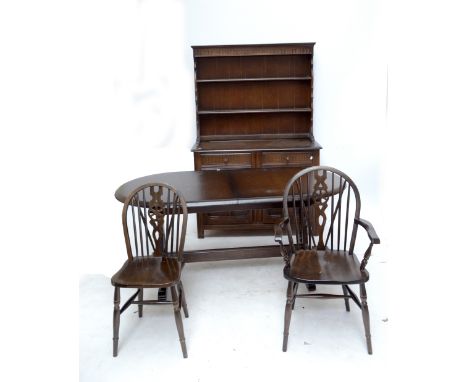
[203, 210, 253, 225]
[261, 151, 318, 167]
[262, 208, 284, 224]
[199, 152, 253, 170]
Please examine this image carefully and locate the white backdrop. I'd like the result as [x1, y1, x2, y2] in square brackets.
[2, 0, 467, 380]
[61, 0, 386, 276]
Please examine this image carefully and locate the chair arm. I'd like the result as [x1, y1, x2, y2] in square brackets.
[274, 217, 289, 243]
[274, 217, 290, 263]
[355, 218, 380, 271]
[355, 218, 380, 244]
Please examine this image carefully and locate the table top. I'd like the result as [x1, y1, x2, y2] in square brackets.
[115, 168, 303, 213]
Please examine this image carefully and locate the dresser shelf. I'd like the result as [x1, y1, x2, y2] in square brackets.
[196, 76, 312, 83]
[198, 108, 312, 115]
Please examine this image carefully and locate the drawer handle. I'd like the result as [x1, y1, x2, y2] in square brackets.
[309, 155, 314, 160]
[285, 156, 290, 162]
[223, 157, 229, 164]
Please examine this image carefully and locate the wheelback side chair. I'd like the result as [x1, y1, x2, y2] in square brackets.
[111, 183, 189, 358]
[275, 166, 380, 354]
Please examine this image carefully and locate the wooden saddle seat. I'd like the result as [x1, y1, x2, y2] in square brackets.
[111, 256, 181, 289]
[284, 249, 369, 285]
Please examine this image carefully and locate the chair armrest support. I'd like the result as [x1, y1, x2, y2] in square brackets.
[274, 217, 289, 243]
[355, 218, 380, 244]
[274, 217, 291, 264]
[355, 218, 380, 271]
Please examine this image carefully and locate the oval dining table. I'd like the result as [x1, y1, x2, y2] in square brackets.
[115, 167, 338, 263]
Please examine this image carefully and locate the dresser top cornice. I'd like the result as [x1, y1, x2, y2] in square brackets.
[192, 42, 315, 57]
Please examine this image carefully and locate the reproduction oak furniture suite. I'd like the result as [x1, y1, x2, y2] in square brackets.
[110, 43, 380, 358]
[191, 43, 321, 238]
[113, 167, 380, 356]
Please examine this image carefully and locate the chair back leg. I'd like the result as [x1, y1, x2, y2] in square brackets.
[178, 281, 189, 318]
[291, 282, 298, 310]
[282, 281, 294, 352]
[113, 287, 120, 357]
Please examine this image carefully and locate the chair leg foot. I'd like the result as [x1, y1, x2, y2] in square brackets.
[180, 339, 188, 358]
[283, 281, 294, 352]
[282, 334, 289, 352]
[342, 285, 350, 312]
[113, 287, 120, 357]
[171, 286, 188, 358]
[138, 288, 143, 318]
[360, 283, 373, 354]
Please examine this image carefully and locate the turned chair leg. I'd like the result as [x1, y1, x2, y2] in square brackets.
[283, 281, 294, 352]
[138, 288, 143, 317]
[170, 286, 188, 358]
[291, 282, 298, 310]
[178, 281, 189, 318]
[113, 287, 120, 357]
[342, 285, 350, 312]
[360, 283, 372, 354]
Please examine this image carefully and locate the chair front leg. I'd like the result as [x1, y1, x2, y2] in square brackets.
[360, 283, 372, 354]
[138, 288, 143, 318]
[170, 286, 188, 358]
[291, 282, 298, 310]
[178, 281, 189, 318]
[342, 285, 350, 312]
[113, 287, 120, 357]
[282, 281, 294, 352]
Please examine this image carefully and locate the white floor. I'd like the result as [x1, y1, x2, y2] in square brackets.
[80, 219, 389, 382]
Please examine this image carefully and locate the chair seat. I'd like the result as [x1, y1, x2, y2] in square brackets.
[284, 249, 368, 284]
[111, 256, 181, 288]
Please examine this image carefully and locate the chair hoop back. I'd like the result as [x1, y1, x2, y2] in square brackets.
[282, 166, 361, 254]
[122, 182, 188, 261]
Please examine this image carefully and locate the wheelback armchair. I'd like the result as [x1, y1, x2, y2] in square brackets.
[111, 182, 189, 358]
[274, 166, 380, 354]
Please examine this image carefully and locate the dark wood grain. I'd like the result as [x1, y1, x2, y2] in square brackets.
[284, 249, 368, 284]
[197, 81, 311, 110]
[115, 168, 302, 213]
[184, 245, 281, 263]
[192, 43, 319, 237]
[193, 138, 321, 152]
[114, 168, 341, 265]
[111, 183, 189, 358]
[275, 166, 380, 355]
[192, 43, 314, 58]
